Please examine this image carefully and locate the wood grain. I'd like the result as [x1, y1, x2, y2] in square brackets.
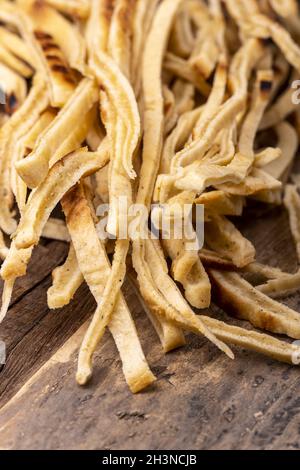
[0, 207, 300, 450]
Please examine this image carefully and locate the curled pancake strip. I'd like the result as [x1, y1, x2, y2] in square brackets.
[31, 27, 77, 108]
[192, 62, 227, 141]
[89, 52, 139, 183]
[238, 70, 274, 160]
[16, 79, 98, 188]
[14, 148, 107, 250]
[205, 215, 256, 268]
[137, 0, 182, 209]
[263, 122, 298, 181]
[269, 0, 300, 40]
[171, 39, 265, 172]
[215, 168, 282, 197]
[160, 107, 203, 177]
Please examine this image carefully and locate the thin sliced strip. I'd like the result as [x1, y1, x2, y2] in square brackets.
[209, 269, 300, 339]
[170, 3, 195, 59]
[0, 242, 33, 322]
[47, 243, 84, 309]
[108, 0, 136, 79]
[0, 74, 49, 234]
[244, 262, 291, 280]
[192, 61, 227, 140]
[0, 43, 33, 78]
[137, 0, 182, 208]
[128, 269, 186, 353]
[0, 1, 43, 73]
[238, 69, 273, 159]
[24, 110, 56, 151]
[245, 13, 300, 72]
[62, 185, 130, 385]
[201, 315, 300, 365]
[160, 106, 203, 177]
[257, 271, 300, 298]
[159, 191, 211, 309]
[14, 148, 107, 250]
[1, 241, 33, 281]
[171, 247, 211, 309]
[164, 52, 211, 97]
[131, 0, 160, 96]
[0, 26, 36, 67]
[50, 106, 97, 167]
[133, 238, 234, 359]
[61, 182, 155, 392]
[87, 1, 140, 181]
[33, 29, 76, 108]
[225, 0, 300, 70]
[263, 121, 298, 181]
[16, 79, 98, 188]
[269, 0, 300, 40]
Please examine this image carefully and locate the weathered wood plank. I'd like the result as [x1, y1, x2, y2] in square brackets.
[0, 279, 95, 408]
[0, 207, 300, 449]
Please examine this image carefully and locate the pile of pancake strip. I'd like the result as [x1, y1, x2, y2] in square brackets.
[1, 0, 300, 393]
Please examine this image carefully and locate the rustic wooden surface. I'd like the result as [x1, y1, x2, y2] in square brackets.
[0, 206, 300, 450]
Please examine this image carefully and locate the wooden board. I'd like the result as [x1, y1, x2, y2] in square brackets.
[0, 207, 300, 450]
